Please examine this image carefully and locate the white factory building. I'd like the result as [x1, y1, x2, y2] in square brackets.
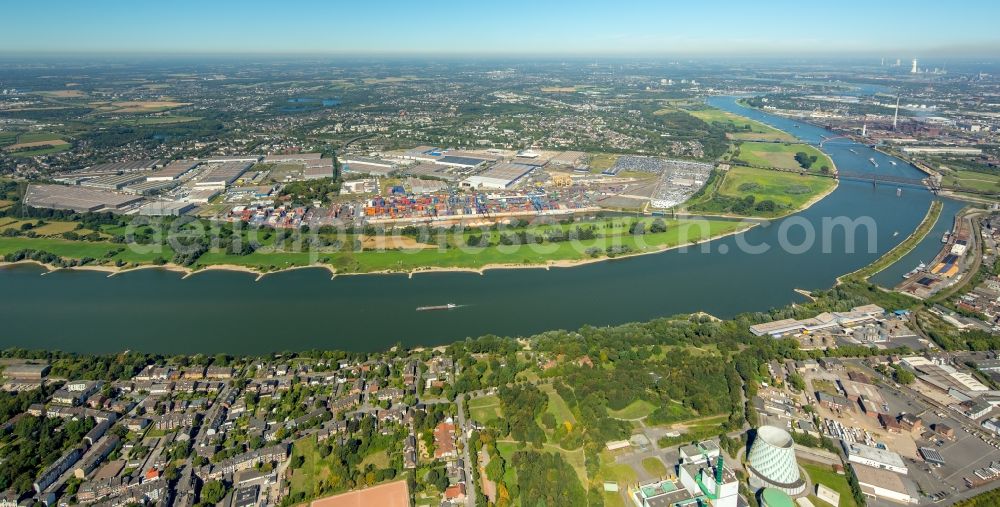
[462, 163, 534, 190]
[843, 442, 908, 474]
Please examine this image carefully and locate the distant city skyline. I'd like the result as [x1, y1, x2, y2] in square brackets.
[2, 0, 1000, 57]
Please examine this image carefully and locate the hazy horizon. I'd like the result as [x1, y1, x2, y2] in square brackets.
[3, 0, 999, 57]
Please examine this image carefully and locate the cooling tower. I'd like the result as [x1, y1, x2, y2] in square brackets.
[747, 426, 806, 496]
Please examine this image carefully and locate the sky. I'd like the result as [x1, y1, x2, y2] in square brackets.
[3, 0, 999, 57]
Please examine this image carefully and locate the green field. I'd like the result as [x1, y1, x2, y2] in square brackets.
[940, 169, 1000, 194]
[804, 463, 858, 507]
[588, 153, 620, 172]
[734, 142, 834, 173]
[719, 166, 835, 209]
[111, 115, 202, 126]
[687, 165, 836, 218]
[468, 395, 503, 424]
[540, 384, 577, 428]
[641, 457, 668, 477]
[607, 400, 656, 420]
[497, 441, 588, 489]
[16, 132, 64, 143]
[194, 217, 751, 273]
[359, 449, 389, 469]
[2, 215, 752, 274]
[287, 436, 327, 500]
[7, 144, 70, 157]
[687, 108, 795, 142]
[0, 237, 174, 266]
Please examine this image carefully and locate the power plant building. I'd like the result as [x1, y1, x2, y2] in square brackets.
[747, 426, 806, 496]
[630, 455, 739, 507]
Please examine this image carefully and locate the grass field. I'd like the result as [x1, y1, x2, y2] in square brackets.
[641, 457, 668, 478]
[718, 166, 836, 210]
[540, 384, 577, 428]
[940, 169, 1000, 193]
[734, 142, 834, 173]
[4, 215, 752, 273]
[287, 436, 325, 499]
[91, 100, 189, 113]
[687, 108, 795, 142]
[468, 395, 503, 424]
[804, 463, 858, 507]
[359, 449, 389, 469]
[0, 236, 173, 265]
[588, 153, 620, 172]
[16, 133, 65, 143]
[607, 400, 656, 420]
[598, 450, 635, 507]
[6, 143, 70, 157]
[497, 440, 588, 491]
[195, 217, 751, 272]
[0, 220, 85, 236]
[111, 115, 202, 126]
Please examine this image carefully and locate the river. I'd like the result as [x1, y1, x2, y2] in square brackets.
[0, 97, 961, 354]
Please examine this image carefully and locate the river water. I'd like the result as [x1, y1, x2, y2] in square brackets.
[0, 97, 960, 354]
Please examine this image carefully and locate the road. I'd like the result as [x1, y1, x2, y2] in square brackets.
[455, 395, 476, 507]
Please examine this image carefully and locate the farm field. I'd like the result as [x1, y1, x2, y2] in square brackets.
[90, 100, 190, 113]
[734, 141, 834, 173]
[110, 115, 202, 126]
[5, 143, 71, 157]
[3, 132, 71, 156]
[686, 108, 795, 142]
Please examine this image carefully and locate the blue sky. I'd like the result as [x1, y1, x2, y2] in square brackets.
[3, 0, 999, 56]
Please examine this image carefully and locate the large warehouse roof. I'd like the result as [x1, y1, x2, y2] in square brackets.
[24, 184, 144, 213]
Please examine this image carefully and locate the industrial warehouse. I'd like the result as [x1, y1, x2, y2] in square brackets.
[462, 162, 535, 189]
[23, 184, 144, 213]
[16, 145, 737, 233]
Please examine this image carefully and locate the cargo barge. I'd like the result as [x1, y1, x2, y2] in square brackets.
[416, 303, 458, 311]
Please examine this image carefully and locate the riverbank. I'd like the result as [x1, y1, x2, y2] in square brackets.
[0, 221, 760, 280]
[837, 200, 943, 283]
